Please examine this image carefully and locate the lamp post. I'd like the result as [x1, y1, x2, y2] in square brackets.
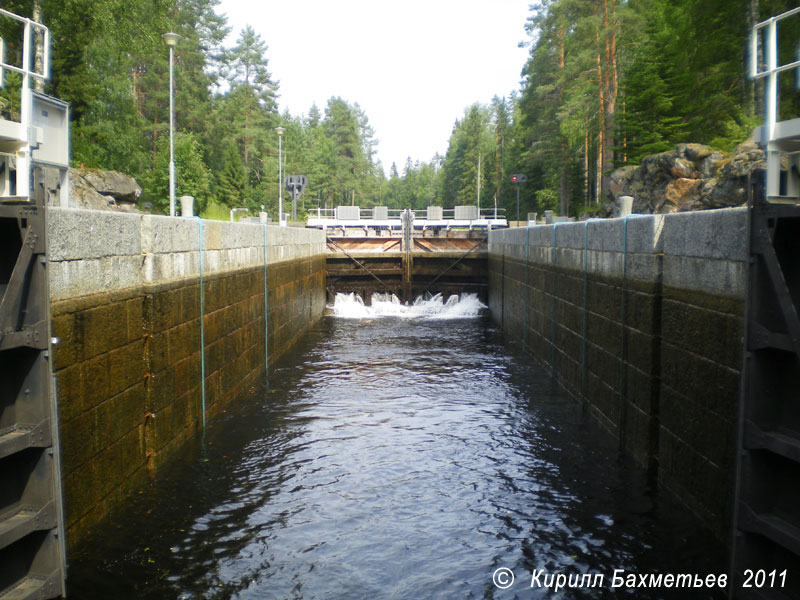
[510, 174, 528, 225]
[163, 32, 181, 217]
[276, 126, 285, 225]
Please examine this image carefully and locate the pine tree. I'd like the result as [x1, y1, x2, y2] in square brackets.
[217, 144, 248, 206]
[324, 97, 365, 205]
[222, 26, 280, 185]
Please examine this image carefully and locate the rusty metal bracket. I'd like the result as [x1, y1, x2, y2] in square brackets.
[421, 237, 486, 297]
[326, 236, 394, 296]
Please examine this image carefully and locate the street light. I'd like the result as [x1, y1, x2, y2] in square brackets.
[510, 174, 528, 225]
[276, 126, 285, 225]
[163, 32, 181, 217]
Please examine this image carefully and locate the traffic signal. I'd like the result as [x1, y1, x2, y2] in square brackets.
[511, 174, 528, 183]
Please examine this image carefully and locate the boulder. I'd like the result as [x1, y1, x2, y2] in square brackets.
[607, 141, 764, 213]
[664, 177, 703, 212]
[70, 168, 142, 212]
[607, 165, 637, 200]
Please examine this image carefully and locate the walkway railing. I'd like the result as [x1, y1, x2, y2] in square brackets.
[0, 8, 50, 201]
[750, 5, 800, 202]
[307, 205, 508, 231]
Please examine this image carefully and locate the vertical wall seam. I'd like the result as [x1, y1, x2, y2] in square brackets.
[581, 220, 590, 401]
[264, 223, 269, 387]
[650, 247, 664, 483]
[194, 216, 206, 433]
[523, 227, 530, 354]
[501, 246, 505, 328]
[618, 215, 631, 450]
[551, 224, 559, 377]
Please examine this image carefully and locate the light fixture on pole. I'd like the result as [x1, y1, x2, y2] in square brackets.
[510, 174, 528, 225]
[276, 126, 285, 225]
[163, 32, 181, 217]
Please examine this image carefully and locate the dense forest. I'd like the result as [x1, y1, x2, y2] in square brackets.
[1, 0, 799, 220]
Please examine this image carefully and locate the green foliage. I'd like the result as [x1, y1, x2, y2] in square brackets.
[216, 144, 249, 207]
[439, 103, 494, 207]
[142, 133, 212, 214]
[535, 188, 558, 213]
[6, 0, 788, 224]
[201, 200, 231, 221]
[508, 0, 785, 215]
[0, 72, 22, 121]
[708, 114, 761, 152]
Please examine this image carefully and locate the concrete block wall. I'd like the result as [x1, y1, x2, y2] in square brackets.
[488, 208, 746, 538]
[47, 208, 326, 549]
[48, 209, 325, 301]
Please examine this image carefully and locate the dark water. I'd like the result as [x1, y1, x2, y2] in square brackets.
[67, 301, 726, 599]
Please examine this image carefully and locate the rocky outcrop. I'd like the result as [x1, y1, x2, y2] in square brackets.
[69, 168, 142, 212]
[606, 141, 765, 213]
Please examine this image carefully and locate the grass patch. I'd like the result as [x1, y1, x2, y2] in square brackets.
[201, 201, 230, 221]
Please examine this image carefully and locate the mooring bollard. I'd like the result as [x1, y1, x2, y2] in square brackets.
[617, 195, 633, 218]
[180, 195, 194, 217]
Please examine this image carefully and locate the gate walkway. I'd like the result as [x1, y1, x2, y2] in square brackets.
[731, 6, 800, 597]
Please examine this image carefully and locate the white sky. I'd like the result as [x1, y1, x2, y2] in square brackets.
[216, 0, 532, 172]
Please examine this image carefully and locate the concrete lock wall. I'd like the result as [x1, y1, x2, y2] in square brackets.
[488, 208, 746, 539]
[47, 208, 327, 550]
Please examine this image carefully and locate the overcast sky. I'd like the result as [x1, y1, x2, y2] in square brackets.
[216, 0, 532, 172]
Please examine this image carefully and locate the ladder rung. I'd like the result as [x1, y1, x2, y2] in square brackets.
[0, 423, 50, 460]
[0, 571, 60, 600]
[0, 503, 56, 550]
[744, 422, 800, 463]
[0, 196, 31, 205]
[750, 322, 795, 352]
[740, 504, 800, 557]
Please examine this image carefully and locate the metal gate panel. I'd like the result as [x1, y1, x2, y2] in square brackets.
[731, 176, 800, 598]
[0, 168, 65, 600]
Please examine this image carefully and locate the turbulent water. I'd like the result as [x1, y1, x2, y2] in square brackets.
[329, 292, 487, 320]
[67, 293, 725, 599]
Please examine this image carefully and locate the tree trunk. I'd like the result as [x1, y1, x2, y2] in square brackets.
[244, 109, 249, 165]
[558, 24, 569, 215]
[596, 39, 606, 204]
[494, 125, 500, 202]
[748, 0, 762, 117]
[606, 0, 618, 171]
[559, 140, 569, 216]
[32, 0, 44, 92]
[584, 125, 590, 204]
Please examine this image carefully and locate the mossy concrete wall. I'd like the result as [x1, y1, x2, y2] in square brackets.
[47, 208, 326, 550]
[488, 208, 746, 539]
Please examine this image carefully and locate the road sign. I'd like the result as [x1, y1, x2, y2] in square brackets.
[285, 174, 308, 221]
[285, 174, 308, 200]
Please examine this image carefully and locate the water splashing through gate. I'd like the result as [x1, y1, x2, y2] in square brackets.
[330, 292, 486, 320]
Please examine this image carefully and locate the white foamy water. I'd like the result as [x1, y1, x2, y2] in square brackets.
[330, 292, 487, 320]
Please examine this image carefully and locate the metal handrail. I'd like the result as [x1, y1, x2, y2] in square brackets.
[749, 6, 800, 200]
[310, 206, 507, 220]
[0, 8, 50, 83]
[750, 5, 800, 77]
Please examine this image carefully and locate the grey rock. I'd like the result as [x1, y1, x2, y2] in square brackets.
[70, 168, 142, 211]
[607, 141, 764, 213]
